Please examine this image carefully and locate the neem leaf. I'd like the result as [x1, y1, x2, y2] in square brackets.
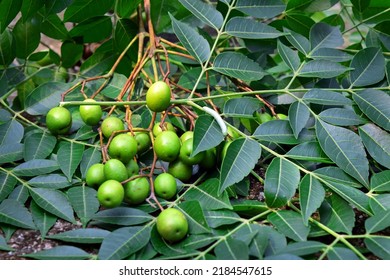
[24, 246, 90, 260]
[226, 17, 283, 39]
[299, 174, 325, 226]
[57, 142, 84, 182]
[48, 228, 110, 244]
[0, 199, 35, 229]
[67, 186, 99, 227]
[235, 0, 286, 18]
[192, 115, 224, 157]
[268, 210, 310, 242]
[215, 237, 249, 260]
[178, 0, 223, 29]
[359, 124, 390, 169]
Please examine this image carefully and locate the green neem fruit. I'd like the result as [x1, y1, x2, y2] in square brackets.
[154, 131, 181, 162]
[274, 113, 288, 120]
[134, 132, 151, 154]
[97, 180, 124, 208]
[146, 81, 171, 112]
[154, 173, 177, 200]
[199, 148, 217, 170]
[168, 160, 192, 182]
[108, 133, 138, 164]
[180, 131, 194, 143]
[255, 111, 273, 124]
[179, 138, 204, 165]
[124, 177, 150, 205]
[46, 107, 72, 135]
[85, 163, 106, 188]
[101, 116, 124, 138]
[156, 208, 188, 243]
[152, 122, 175, 137]
[104, 159, 128, 182]
[126, 159, 139, 178]
[79, 98, 103, 126]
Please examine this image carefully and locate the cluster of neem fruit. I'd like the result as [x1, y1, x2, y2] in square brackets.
[44, 81, 217, 243]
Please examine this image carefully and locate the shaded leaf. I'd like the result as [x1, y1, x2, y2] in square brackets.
[0, 29, 15, 66]
[364, 237, 390, 260]
[213, 52, 265, 81]
[285, 28, 310, 55]
[12, 159, 59, 177]
[226, 17, 283, 39]
[319, 108, 367, 126]
[0, 119, 24, 145]
[0, 199, 35, 229]
[353, 89, 390, 131]
[278, 40, 300, 72]
[215, 237, 249, 260]
[299, 174, 325, 225]
[220, 138, 261, 193]
[365, 210, 390, 234]
[299, 60, 351, 78]
[327, 247, 359, 260]
[303, 89, 352, 106]
[319, 194, 355, 234]
[13, 17, 41, 59]
[28, 174, 73, 189]
[0, 235, 12, 251]
[281, 241, 326, 256]
[313, 166, 362, 189]
[359, 124, 390, 169]
[289, 101, 310, 138]
[0, 0, 23, 33]
[23, 132, 56, 161]
[63, 0, 113, 22]
[192, 115, 224, 156]
[253, 120, 299, 145]
[98, 225, 151, 260]
[311, 48, 352, 62]
[30, 200, 57, 238]
[264, 157, 300, 208]
[370, 170, 390, 192]
[170, 14, 210, 63]
[315, 119, 369, 186]
[41, 14, 69, 40]
[24, 246, 90, 260]
[286, 141, 332, 163]
[310, 22, 344, 52]
[8, 185, 29, 204]
[92, 207, 153, 226]
[69, 16, 112, 43]
[29, 188, 75, 223]
[184, 179, 232, 210]
[235, 0, 286, 18]
[67, 186, 99, 226]
[350, 47, 385, 87]
[178, 0, 223, 29]
[0, 143, 23, 164]
[268, 210, 310, 242]
[48, 228, 110, 244]
[0, 170, 17, 202]
[223, 97, 261, 117]
[177, 200, 210, 234]
[204, 210, 241, 228]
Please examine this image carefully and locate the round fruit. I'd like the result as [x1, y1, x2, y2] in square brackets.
[274, 113, 288, 120]
[255, 111, 273, 124]
[101, 116, 124, 138]
[79, 98, 103, 126]
[199, 148, 217, 170]
[85, 163, 105, 188]
[168, 160, 192, 182]
[134, 132, 151, 154]
[146, 81, 171, 112]
[154, 131, 181, 162]
[124, 177, 150, 205]
[126, 159, 139, 177]
[97, 180, 124, 208]
[152, 122, 175, 137]
[180, 131, 193, 143]
[156, 208, 188, 243]
[154, 173, 177, 200]
[179, 138, 204, 165]
[108, 133, 138, 163]
[46, 106, 72, 135]
[104, 159, 128, 182]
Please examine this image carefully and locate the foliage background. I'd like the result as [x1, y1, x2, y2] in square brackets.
[0, 0, 390, 260]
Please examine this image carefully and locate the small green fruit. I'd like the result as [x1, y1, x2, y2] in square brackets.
[255, 111, 273, 124]
[79, 98, 103, 126]
[274, 113, 288, 120]
[97, 180, 124, 208]
[126, 159, 139, 178]
[199, 148, 217, 170]
[108, 133, 138, 164]
[154, 173, 177, 200]
[152, 122, 175, 137]
[85, 163, 106, 188]
[46, 107, 72, 135]
[146, 81, 171, 112]
[104, 159, 128, 182]
[134, 132, 151, 154]
[178, 138, 204, 165]
[101, 116, 124, 138]
[124, 177, 150, 205]
[156, 208, 188, 243]
[180, 131, 194, 143]
[168, 160, 192, 182]
[154, 131, 181, 162]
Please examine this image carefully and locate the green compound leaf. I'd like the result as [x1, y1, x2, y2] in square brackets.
[23, 132, 57, 161]
[219, 138, 261, 193]
[299, 174, 325, 226]
[299, 60, 351, 78]
[253, 120, 299, 145]
[12, 159, 60, 177]
[315, 119, 369, 186]
[215, 237, 249, 260]
[223, 97, 262, 118]
[178, 0, 223, 30]
[370, 170, 390, 192]
[365, 210, 390, 234]
[92, 207, 153, 226]
[0, 170, 17, 202]
[278, 40, 300, 72]
[28, 174, 73, 190]
[98, 225, 151, 260]
[264, 157, 300, 208]
[213, 52, 265, 82]
[310, 22, 344, 52]
[30, 200, 57, 238]
[0, 199, 36, 229]
[286, 141, 332, 163]
[303, 89, 352, 106]
[288, 101, 310, 138]
[63, 0, 113, 23]
[0, 119, 24, 146]
[349, 47, 385, 87]
[226, 17, 283, 39]
[268, 210, 310, 242]
[29, 188, 75, 223]
[0, 143, 23, 164]
[359, 124, 390, 169]
[353, 89, 390, 131]
[327, 247, 359, 260]
[364, 237, 390, 260]
[177, 200, 210, 234]
[319, 108, 367, 126]
[170, 14, 210, 64]
[24, 246, 91, 260]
